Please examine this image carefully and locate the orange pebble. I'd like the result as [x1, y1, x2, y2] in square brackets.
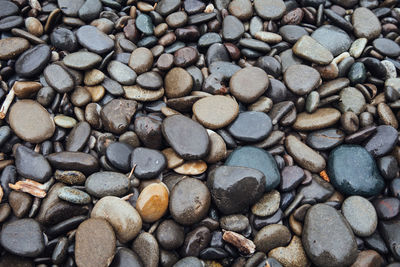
[320, 170, 330, 182]
[136, 183, 169, 223]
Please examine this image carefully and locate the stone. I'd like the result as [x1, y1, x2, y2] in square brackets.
[101, 99, 137, 134]
[91, 196, 142, 243]
[15, 44, 51, 77]
[0, 1, 19, 19]
[9, 191, 32, 218]
[364, 125, 398, 157]
[311, 25, 352, 56]
[293, 36, 334, 65]
[75, 218, 116, 267]
[280, 165, 305, 192]
[0, 37, 30, 60]
[373, 197, 400, 220]
[128, 47, 153, 74]
[350, 250, 384, 267]
[58, 186, 91, 204]
[303, 204, 358, 267]
[279, 25, 309, 44]
[9, 100, 55, 143]
[132, 232, 159, 267]
[85, 172, 130, 198]
[293, 108, 341, 131]
[379, 218, 400, 260]
[373, 38, 400, 58]
[136, 71, 163, 90]
[105, 142, 133, 172]
[352, 7, 382, 40]
[251, 190, 280, 217]
[15, 145, 52, 183]
[327, 145, 385, 197]
[136, 183, 169, 222]
[44, 64, 75, 93]
[130, 147, 166, 179]
[63, 51, 102, 70]
[169, 178, 210, 225]
[79, 0, 102, 21]
[207, 166, 265, 214]
[222, 15, 244, 42]
[111, 248, 143, 267]
[220, 214, 249, 232]
[164, 67, 193, 98]
[268, 236, 310, 267]
[107, 61, 137, 85]
[76, 25, 114, 54]
[284, 64, 320, 96]
[253, 0, 286, 20]
[205, 130, 227, 164]
[254, 224, 291, 253]
[230, 67, 269, 103]
[227, 111, 272, 143]
[226, 146, 280, 191]
[51, 28, 78, 52]
[156, 219, 184, 250]
[66, 122, 91, 152]
[47, 152, 99, 175]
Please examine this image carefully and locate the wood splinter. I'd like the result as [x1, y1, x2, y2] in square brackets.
[0, 88, 15, 120]
[9, 179, 47, 198]
[222, 230, 256, 255]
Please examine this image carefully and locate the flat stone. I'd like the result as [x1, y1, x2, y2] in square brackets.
[227, 111, 272, 142]
[373, 38, 400, 58]
[15, 44, 51, 77]
[79, 0, 102, 21]
[207, 166, 265, 214]
[280, 165, 305, 192]
[222, 15, 244, 42]
[136, 71, 163, 90]
[284, 64, 321, 95]
[128, 47, 153, 74]
[105, 142, 133, 172]
[327, 145, 385, 197]
[107, 60, 137, 85]
[100, 99, 137, 134]
[130, 147, 166, 179]
[91, 196, 142, 243]
[47, 152, 99, 175]
[311, 25, 352, 56]
[285, 135, 326, 173]
[0, 1, 19, 19]
[306, 128, 345, 151]
[164, 67, 193, 98]
[85, 171, 130, 198]
[228, 0, 253, 20]
[124, 85, 164, 102]
[226, 146, 280, 191]
[342, 196, 377, 237]
[220, 214, 249, 232]
[293, 108, 341, 131]
[76, 25, 114, 54]
[132, 232, 159, 267]
[350, 250, 384, 267]
[0, 218, 44, 257]
[54, 170, 86, 185]
[9, 100, 55, 143]
[253, 0, 285, 20]
[44, 64, 75, 93]
[9, 191, 32, 218]
[58, 186, 91, 204]
[51, 28, 78, 52]
[293, 35, 334, 65]
[364, 125, 398, 157]
[230, 67, 269, 103]
[352, 7, 381, 40]
[15, 145, 52, 183]
[0, 37, 30, 60]
[279, 25, 309, 44]
[254, 224, 291, 253]
[111, 248, 143, 267]
[268, 236, 310, 267]
[379, 218, 400, 260]
[169, 178, 210, 225]
[373, 197, 400, 220]
[303, 204, 358, 267]
[75, 218, 116, 267]
[156, 0, 181, 16]
[58, 0, 85, 16]
[63, 51, 102, 70]
[338, 87, 366, 115]
[298, 175, 334, 202]
[251, 190, 280, 217]
[162, 114, 209, 160]
[136, 183, 169, 222]
[66, 121, 91, 152]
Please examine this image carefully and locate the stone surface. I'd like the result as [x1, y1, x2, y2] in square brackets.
[352, 7, 382, 40]
[284, 64, 321, 96]
[15, 44, 51, 77]
[227, 111, 272, 142]
[293, 36, 334, 65]
[230, 67, 269, 103]
[85, 171, 130, 198]
[293, 108, 341, 131]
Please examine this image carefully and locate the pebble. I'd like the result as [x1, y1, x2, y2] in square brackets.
[351, 250, 384, 267]
[327, 145, 385, 197]
[156, 219, 184, 250]
[254, 224, 291, 253]
[136, 71, 163, 90]
[47, 151, 99, 175]
[101, 99, 137, 134]
[91, 196, 142, 243]
[279, 25, 309, 44]
[75, 218, 116, 267]
[162, 114, 209, 160]
[222, 15, 244, 42]
[54, 170, 86, 185]
[293, 35, 334, 65]
[54, 115, 77, 128]
[280, 165, 305, 192]
[15, 44, 51, 77]
[364, 125, 398, 157]
[230, 67, 269, 103]
[58, 186, 91, 204]
[220, 214, 249, 232]
[293, 108, 341, 131]
[193, 96, 239, 129]
[268, 236, 310, 267]
[373, 38, 400, 58]
[173, 160, 207, 175]
[373, 197, 400, 220]
[136, 183, 169, 222]
[251, 190, 280, 217]
[132, 232, 159, 267]
[66, 122, 91, 152]
[105, 142, 133, 172]
[306, 128, 345, 151]
[111, 248, 143, 267]
[311, 25, 352, 56]
[76, 25, 114, 54]
[129, 47, 153, 74]
[169, 178, 210, 225]
[226, 146, 280, 191]
[205, 130, 227, 164]
[0, 37, 30, 60]
[0, 218, 44, 257]
[0, 1, 18, 19]
[303, 204, 358, 267]
[8, 191, 32, 218]
[352, 7, 382, 40]
[15, 145, 52, 183]
[285, 135, 326, 173]
[50, 28, 78, 52]
[85, 171, 130, 198]
[227, 111, 272, 142]
[9, 100, 55, 143]
[165, 67, 193, 98]
[379, 218, 400, 259]
[208, 166, 265, 214]
[63, 51, 102, 70]
[107, 60, 137, 85]
[342, 196, 378, 237]
[124, 85, 165, 102]
[284, 64, 321, 95]
[79, 0, 102, 21]
[44, 64, 75, 93]
[253, 0, 286, 20]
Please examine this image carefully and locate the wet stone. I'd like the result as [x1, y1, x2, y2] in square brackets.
[227, 111, 272, 143]
[253, 0, 286, 20]
[66, 121, 91, 152]
[373, 38, 400, 58]
[58, 186, 91, 204]
[15, 44, 51, 77]
[293, 108, 341, 131]
[156, 219, 184, 250]
[76, 25, 114, 54]
[373, 197, 400, 220]
[136, 71, 163, 90]
[107, 60, 137, 85]
[101, 99, 137, 134]
[293, 35, 334, 65]
[280, 165, 305, 192]
[0, 1, 19, 19]
[0, 37, 30, 60]
[352, 7, 382, 40]
[105, 142, 133, 172]
[85, 171, 130, 198]
[364, 125, 398, 157]
[284, 64, 321, 96]
[311, 25, 352, 56]
[15, 145, 52, 183]
[63, 51, 102, 70]
[9, 191, 32, 218]
[44, 64, 75, 93]
[279, 25, 309, 44]
[306, 128, 345, 151]
[222, 15, 244, 42]
[251, 190, 280, 217]
[130, 147, 166, 179]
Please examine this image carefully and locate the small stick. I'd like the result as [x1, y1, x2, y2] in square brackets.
[128, 164, 136, 179]
[120, 193, 133, 201]
[0, 88, 14, 119]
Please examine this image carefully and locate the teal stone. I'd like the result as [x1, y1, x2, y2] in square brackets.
[348, 62, 367, 84]
[225, 146, 280, 191]
[327, 145, 385, 197]
[136, 14, 154, 35]
[58, 186, 91, 205]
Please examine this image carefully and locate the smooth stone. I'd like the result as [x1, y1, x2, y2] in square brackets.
[162, 114, 209, 160]
[251, 190, 280, 217]
[63, 51, 102, 70]
[44, 64, 75, 93]
[58, 0, 85, 16]
[105, 142, 133, 172]
[373, 38, 400, 58]
[53, 115, 77, 129]
[293, 108, 341, 131]
[111, 248, 143, 267]
[164, 67, 193, 98]
[132, 232, 159, 267]
[0, 1, 18, 19]
[0, 37, 30, 60]
[222, 15, 244, 42]
[342, 196, 377, 237]
[15, 44, 51, 77]
[75, 218, 116, 267]
[187, 12, 216, 24]
[226, 146, 280, 191]
[156, 219, 184, 250]
[71, 86, 91, 107]
[130, 147, 167, 179]
[129, 47, 153, 74]
[239, 39, 271, 53]
[173, 257, 204, 267]
[227, 111, 272, 143]
[184, 0, 205, 14]
[134, 116, 162, 149]
[136, 71, 163, 90]
[156, 0, 181, 16]
[162, 148, 184, 168]
[79, 0, 102, 21]
[0, 16, 23, 31]
[338, 87, 366, 115]
[9, 100, 55, 143]
[378, 155, 399, 180]
[58, 186, 91, 204]
[228, 0, 253, 20]
[220, 214, 249, 232]
[54, 170, 86, 185]
[285, 135, 326, 173]
[0, 219, 44, 257]
[173, 47, 198, 68]
[293, 35, 333, 65]
[207, 166, 265, 214]
[364, 125, 398, 157]
[8, 191, 32, 218]
[327, 145, 385, 197]
[253, 0, 285, 20]
[350, 250, 384, 267]
[198, 32, 222, 48]
[206, 43, 230, 66]
[279, 25, 309, 44]
[51, 28, 78, 52]
[107, 61, 137, 85]
[15, 145, 52, 183]
[204, 130, 227, 164]
[91, 196, 142, 243]
[136, 13, 154, 35]
[348, 62, 367, 84]
[66, 122, 91, 152]
[303, 204, 358, 267]
[47, 152, 99, 175]
[379, 218, 400, 260]
[124, 85, 164, 102]
[268, 236, 310, 267]
[169, 178, 210, 225]
[76, 25, 114, 54]
[193, 96, 239, 129]
[85, 171, 130, 198]
[254, 224, 291, 253]
[352, 7, 382, 40]
[306, 128, 345, 151]
[284, 64, 321, 96]
[256, 56, 281, 78]
[173, 160, 207, 175]
[311, 25, 352, 56]
[373, 197, 400, 220]
[136, 183, 169, 223]
[101, 99, 137, 134]
[230, 67, 269, 103]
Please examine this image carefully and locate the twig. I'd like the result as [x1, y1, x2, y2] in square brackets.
[0, 88, 15, 119]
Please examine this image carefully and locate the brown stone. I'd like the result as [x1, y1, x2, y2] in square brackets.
[136, 183, 169, 223]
